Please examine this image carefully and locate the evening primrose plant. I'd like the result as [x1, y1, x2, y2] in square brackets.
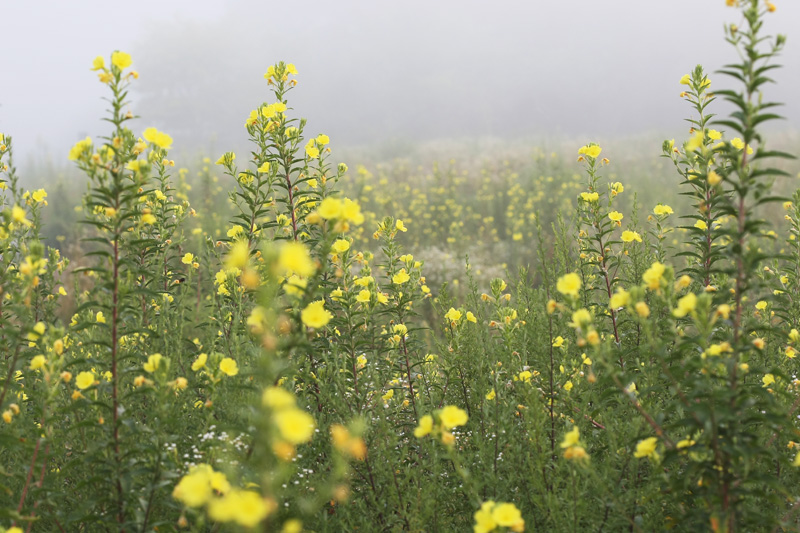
[4, 1, 800, 531]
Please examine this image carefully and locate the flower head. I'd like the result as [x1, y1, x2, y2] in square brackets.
[111, 51, 133, 70]
[301, 300, 332, 329]
[634, 437, 659, 459]
[439, 405, 468, 429]
[219, 357, 239, 377]
[557, 273, 581, 297]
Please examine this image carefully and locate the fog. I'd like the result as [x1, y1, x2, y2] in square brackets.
[2, 0, 799, 170]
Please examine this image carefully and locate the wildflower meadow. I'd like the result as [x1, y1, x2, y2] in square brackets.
[2, 1, 800, 531]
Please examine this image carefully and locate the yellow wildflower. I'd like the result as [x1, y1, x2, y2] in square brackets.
[111, 51, 133, 70]
[634, 437, 659, 459]
[220, 357, 239, 376]
[301, 300, 332, 328]
[439, 405, 468, 429]
[556, 273, 581, 297]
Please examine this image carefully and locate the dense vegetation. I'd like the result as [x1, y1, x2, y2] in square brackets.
[2, 1, 800, 531]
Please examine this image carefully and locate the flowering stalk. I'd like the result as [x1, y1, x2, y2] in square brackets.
[577, 147, 622, 350]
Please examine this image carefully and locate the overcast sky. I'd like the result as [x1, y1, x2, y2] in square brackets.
[1, 0, 798, 170]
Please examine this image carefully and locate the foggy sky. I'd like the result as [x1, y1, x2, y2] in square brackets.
[2, 0, 799, 171]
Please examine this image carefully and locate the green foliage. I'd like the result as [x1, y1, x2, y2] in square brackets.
[1, 2, 800, 532]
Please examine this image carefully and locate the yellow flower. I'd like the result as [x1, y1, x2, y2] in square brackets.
[263, 387, 296, 410]
[755, 300, 767, 311]
[68, 137, 93, 161]
[111, 51, 133, 70]
[580, 191, 599, 203]
[642, 262, 665, 291]
[274, 408, 315, 444]
[763, 373, 775, 387]
[11, 205, 32, 227]
[331, 239, 350, 254]
[91, 56, 105, 71]
[143, 353, 163, 373]
[492, 503, 524, 530]
[316, 134, 330, 145]
[694, 220, 708, 230]
[341, 198, 365, 224]
[172, 465, 214, 508]
[473, 501, 497, 533]
[634, 437, 659, 458]
[672, 292, 697, 318]
[556, 273, 581, 297]
[396, 219, 408, 232]
[142, 127, 173, 150]
[182, 253, 195, 265]
[608, 211, 623, 224]
[439, 405, 468, 429]
[382, 389, 394, 401]
[621, 230, 641, 243]
[563, 445, 589, 461]
[191, 353, 207, 371]
[560, 426, 580, 448]
[445, 308, 462, 323]
[282, 519, 303, 533]
[466, 311, 477, 323]
[317, 197, 343, 219]
[686, 131, 705, 152]
[609, 289, 630, 309]
[552, 336, 564, 348]
[75, 371, 96, 390]
[392, 269, 411, 285]
[32, 188, 47, 203]
[219, 357, 239, 376]
[305, 139, 320, 159]
[653, 204, 673, 216]
[485, 389, 496, 400]
[301, 300, 332, 329]
[30, 355, 46, 370]
[279, 241, 315, 277]
[708, 170, 722, 186]
[730, 137, 753, 154]
[356, 289, 371, 303]
[414, 414, 434, 438]
[578, 144, 602, 158]
[679, 74, 691, 85]
[96, 311, 106, 324]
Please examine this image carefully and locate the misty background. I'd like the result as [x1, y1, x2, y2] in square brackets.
[1, 0, 799, 172]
